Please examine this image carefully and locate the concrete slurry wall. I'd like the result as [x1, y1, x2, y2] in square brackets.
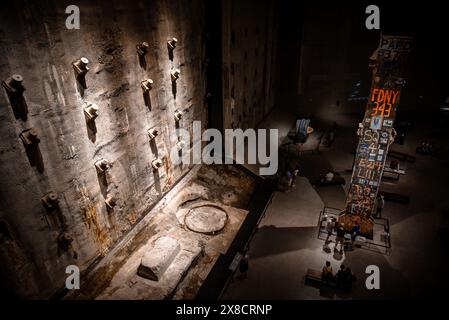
[0, 0, 206, 298]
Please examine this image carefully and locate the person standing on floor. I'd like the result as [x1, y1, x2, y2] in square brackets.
[344, 267, 356, 291]
[325, 217, 337, 243]
[376, 195, 385, 217]
[316, 133, 324, 152]
[351, 221, 361, 248]
[336, 264, 346, 289]
[239, 252, 249, 280]
[286, 169, 293, 192]
[292, 165, 300, 188]
[335, 223, 346, 252]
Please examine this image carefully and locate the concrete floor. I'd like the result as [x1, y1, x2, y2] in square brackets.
[65, 165, 257, 300]
[222, 106, 449, 300]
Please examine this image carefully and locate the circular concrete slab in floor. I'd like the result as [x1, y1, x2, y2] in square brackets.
[185, 205, 227, 234]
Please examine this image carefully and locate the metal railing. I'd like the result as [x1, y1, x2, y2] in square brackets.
[317, 206, 391, 255]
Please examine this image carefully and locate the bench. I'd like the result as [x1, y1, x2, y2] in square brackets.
[305, 268, 336, 286]
[382, 167, 406, 180]
[379, 191, 409, 204]
[352, 235, 367, 248]
[287, 131, 307, 144]
[388, 150, 416, 163]
[383, 167, 405, 175]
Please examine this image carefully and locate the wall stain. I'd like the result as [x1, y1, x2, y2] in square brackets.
[78, 185, 112, 256]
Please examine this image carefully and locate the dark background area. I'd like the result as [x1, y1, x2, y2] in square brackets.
[276, 0, 449, 113]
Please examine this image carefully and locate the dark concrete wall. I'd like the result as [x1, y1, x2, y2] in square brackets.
[298, 2, 378, 117]
[275, 0, 303, 108]
[222, 0, 279, 130]
[297, 1, 449, 117]
[0, 0, 206, 298]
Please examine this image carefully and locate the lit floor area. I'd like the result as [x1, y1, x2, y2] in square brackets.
[222, 106, 449, 299]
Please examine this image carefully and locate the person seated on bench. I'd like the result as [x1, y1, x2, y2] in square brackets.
[417, 140, 433, 155]
[315, 170, 345, 187]
[325, 169, 335, 182]
[326, 123, 337, 146]
[390, 159, 399, 170]
[321, 261, 335, 283]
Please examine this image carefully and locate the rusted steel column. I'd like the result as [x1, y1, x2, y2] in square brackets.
[339, 34, 412, 238]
